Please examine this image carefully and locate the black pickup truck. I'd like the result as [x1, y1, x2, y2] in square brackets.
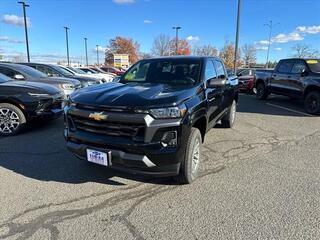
[64, 56, 238, 184]
[255, 58, 320, 114]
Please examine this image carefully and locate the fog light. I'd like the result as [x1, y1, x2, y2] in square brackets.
[161, 131, 177, 147]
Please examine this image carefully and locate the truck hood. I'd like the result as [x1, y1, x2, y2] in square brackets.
[71, 82, 198, 108]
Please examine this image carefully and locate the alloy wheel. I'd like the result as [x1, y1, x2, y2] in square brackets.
[0, 108, 20, 134]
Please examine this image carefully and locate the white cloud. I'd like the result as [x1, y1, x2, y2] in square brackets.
[274, 47, 282, 51]
[296, 25, 320, 34]
[0, 35, 24, 44]
[186, 35, 200, 42]
[258, 40, 270, 45]
[271, 32, 304, 43]
[2, 14, 31, 27]
[143, 19, 152, 24]
[93, 46, 107, 53]
[256, 46, 268, 51]
[112, 0, 135, 4]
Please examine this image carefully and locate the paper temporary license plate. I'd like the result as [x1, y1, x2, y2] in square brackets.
[86, 149, 108, 166]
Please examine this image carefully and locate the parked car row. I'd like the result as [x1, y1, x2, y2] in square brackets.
[0, 62, 126, 136]
[0, 72, 63, 136]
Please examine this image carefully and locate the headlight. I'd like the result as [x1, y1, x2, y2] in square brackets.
[28, 92, 51, 97]
[149, 105, 187, 119]
[60, 84, 75, 90]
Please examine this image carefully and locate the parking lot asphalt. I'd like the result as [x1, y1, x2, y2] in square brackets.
[0, 94, 320, 240]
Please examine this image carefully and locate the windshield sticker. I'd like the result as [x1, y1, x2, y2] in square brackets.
[307, 60, 318, 64]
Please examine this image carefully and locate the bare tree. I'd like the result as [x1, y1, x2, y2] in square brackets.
[192, 44, 218, 56]
[292, 44, 318, 58]
[139, 52, 153, 60]
[242, 44, 257, 67]
[151, 34, 171, 56]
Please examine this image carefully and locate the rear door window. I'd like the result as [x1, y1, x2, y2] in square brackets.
[291, 61, 307, 74]
[277, 61, 293, 73]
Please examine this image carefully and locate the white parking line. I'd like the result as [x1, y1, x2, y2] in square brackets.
[266, 103, 313, 117]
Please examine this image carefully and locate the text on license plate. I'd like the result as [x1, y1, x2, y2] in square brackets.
[86, 149, 108, 166]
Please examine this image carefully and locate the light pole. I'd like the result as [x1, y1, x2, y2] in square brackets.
[96, 45, 99, 66]
[84, 38, 88, 66]
[172, 26, 181, 55]
[233, 0, 241, 73]
[64, 26, 70, 66]
[18, 1, 30, 62]
[264, 21, 279, 68]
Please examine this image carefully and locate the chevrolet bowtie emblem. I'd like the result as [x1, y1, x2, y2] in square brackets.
[88, 112, 108, 121]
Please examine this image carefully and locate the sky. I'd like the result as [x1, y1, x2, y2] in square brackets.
[0, 0, 319, 65]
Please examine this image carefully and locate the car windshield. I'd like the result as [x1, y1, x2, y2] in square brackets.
[0, 73, 12, 82]
[17, 64, 48, 78]
[51, 65, 74, 77]
[69, 67, 86, 74]
[121, 59, 201, 85]
[306, 59, 320, 73]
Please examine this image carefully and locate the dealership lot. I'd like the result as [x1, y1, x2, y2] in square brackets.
[0, 94, 319, 239]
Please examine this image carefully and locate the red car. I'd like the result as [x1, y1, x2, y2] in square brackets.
[236, 68, 257, 94]
[100, 66, 124, 76]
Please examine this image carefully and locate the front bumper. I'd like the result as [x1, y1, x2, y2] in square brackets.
[239, 80, 254, 91]
[64, 107, 190, 176]
[28, 94, 64, 119]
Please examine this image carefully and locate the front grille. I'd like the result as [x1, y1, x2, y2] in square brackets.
[68, 113, 145, 141]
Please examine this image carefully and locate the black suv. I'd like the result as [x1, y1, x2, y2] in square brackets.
[64, 56, 238, 184]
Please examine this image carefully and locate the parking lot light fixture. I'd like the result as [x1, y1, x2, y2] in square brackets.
[84, 38, 88, 67]
[18, 1, 30, 62]
[64, 26, 70, 66]
[172, 26, 181, 55]
[96, 45, 99, 66]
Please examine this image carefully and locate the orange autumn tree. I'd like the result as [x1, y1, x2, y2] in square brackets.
[105, 36, 140, 65]
[169, 38, 191, 55]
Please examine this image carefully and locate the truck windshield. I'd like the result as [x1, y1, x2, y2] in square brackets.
[306, 59, 320, 73]
[121, 59, 201, 85]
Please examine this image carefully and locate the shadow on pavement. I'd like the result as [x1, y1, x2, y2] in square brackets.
[237, 94, 313, 117]
[0, 118, 170, 186]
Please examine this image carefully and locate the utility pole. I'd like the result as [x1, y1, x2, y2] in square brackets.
[18, 1, 30, 62]
[84, 38, 88, 66]
[64, 26, 70, 66]
[172, 26, 181, 55]
[233, 0, 241, 73]
[96, 45, 99, 66]
[264, 21, 279, 68]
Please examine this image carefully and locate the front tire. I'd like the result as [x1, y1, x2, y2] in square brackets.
[221, 100, 237, 128]
[256, 82, 269, 100]
[304, 91, 320, 115]
[0, 103, 26, 136]
[176, 128, 202, 184]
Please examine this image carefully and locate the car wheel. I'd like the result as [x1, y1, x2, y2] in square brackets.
[0, 103, 26, 136]
[304, 91, 320, 115]
[256, 82, 269, 100]
[221, 100, 237, 128]
[176, 127, 202, 184]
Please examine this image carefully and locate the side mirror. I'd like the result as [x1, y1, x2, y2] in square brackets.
[301, 69, 309, 77]
[208, 78, 227, 88]
[13, 74, 25, 80]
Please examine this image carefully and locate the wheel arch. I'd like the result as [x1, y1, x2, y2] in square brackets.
[191, 116, 207, 142]
[303, 85, 320, 99]
[0, 98, 29, 120]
